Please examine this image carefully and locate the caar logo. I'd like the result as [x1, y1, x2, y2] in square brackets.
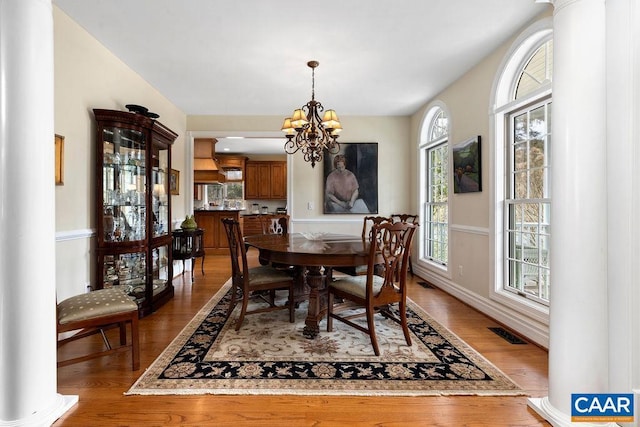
[571, 393, 634, 422]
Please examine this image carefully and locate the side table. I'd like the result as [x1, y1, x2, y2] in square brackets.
[172, 228, 205, 281]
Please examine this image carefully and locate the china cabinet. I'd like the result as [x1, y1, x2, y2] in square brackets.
[93, 108, 178, 316]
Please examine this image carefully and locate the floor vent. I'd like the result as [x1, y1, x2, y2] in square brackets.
[417, 281, 435, 289]
[488, 327, 528, 344]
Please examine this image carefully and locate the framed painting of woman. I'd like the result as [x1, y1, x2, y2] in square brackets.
[323, 143, 378, 214]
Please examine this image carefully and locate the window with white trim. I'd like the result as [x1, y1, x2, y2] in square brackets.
[504, 39, 553, 305]
[420, 107, 448, 266]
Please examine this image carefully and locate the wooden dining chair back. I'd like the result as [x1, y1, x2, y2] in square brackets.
[258, 215, 291, 268]
[57, 287, 140, 370]
[391, 214, 419, 276]
[221, 218, 295, 330]
[327, 221, 418, 356]
[390, 214, 419, 225]
[333, 216, 392, 277]
[362, 215, 393, 241]
[260, 215, 289, 235]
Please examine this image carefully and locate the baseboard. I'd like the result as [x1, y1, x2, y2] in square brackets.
[413, 264, 549, 349]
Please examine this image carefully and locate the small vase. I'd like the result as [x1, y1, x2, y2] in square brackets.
[180, 215, 197, 230]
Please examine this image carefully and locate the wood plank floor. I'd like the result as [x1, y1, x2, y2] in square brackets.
[55, 251, 550, 427]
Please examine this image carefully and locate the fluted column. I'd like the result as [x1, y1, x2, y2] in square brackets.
[528, 0, 610, 425]
[0, 0, 77, 425]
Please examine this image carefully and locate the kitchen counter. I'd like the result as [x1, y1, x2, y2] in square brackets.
[193, 210, 242, 254]
[195, 207, 246, 212]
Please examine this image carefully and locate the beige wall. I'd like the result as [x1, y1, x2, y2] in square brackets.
[54, 7, 187, 300]
[409, 11, 553, 346]
[410, 42, 510, 298]
[188, 115, 412, 234]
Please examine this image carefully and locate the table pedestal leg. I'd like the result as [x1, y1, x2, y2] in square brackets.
[303, 266, 327, 339]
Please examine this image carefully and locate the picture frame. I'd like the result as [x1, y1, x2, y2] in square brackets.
[55, 134, 64, 185]
[170, 169, 180, 195]
[323, 143, 378, 214]
[453, 135, 482, 193]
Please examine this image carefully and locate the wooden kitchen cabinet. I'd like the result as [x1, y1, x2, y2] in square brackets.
[216, 155, 247, 182]
[245, 161, 287, 200]
[270, 162, 287, 199]
[194, 210, 240, 255]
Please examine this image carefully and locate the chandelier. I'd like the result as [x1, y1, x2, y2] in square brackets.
[281, 60, 341, 168]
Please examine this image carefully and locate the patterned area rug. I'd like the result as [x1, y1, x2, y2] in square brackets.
[126, 280, 523, 396]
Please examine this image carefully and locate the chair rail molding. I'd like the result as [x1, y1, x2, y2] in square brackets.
[55, 228, 95, 242]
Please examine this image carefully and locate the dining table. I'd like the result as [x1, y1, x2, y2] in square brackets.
[244, 232, 374, 338]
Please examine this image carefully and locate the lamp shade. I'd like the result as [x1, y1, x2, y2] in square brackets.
[329, 121, 342, 134]
[290, 109, 309, 128]
[321, 110, 340, 129]
[281, 117, 295, 135]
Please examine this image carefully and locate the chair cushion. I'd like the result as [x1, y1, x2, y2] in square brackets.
[58, 287, 138, 325]
[248, 265, 293, 285]
[329, 275, 384, 299]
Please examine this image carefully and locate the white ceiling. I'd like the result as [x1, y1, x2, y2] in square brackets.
[54, 0, 548, 153]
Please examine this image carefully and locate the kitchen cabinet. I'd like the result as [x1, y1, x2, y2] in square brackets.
[245, 161, 287, 200]
[93, 108, 177, 317]
[194, 210, 241, 255]
[217, 155, 247, 181]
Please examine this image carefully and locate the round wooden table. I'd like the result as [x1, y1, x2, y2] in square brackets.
[244, 233, 371, 338]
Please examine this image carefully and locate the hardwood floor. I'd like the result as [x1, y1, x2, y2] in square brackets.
[55, 251, 550, 427]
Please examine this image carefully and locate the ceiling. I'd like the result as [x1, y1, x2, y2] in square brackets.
[54, 0, 548, 154]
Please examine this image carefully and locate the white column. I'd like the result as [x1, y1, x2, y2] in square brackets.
[0, 0, 77, 425]
[528, 0, 611, 425]
[606, 0, 640, 420]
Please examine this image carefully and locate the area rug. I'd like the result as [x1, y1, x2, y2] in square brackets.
[126, 279, 524, 396]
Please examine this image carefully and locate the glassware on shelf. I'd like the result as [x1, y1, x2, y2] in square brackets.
[95, 109, 177, 316]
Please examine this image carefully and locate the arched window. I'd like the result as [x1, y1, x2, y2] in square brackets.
[419, 105, 449, 267]
[493, 21, 552, 308]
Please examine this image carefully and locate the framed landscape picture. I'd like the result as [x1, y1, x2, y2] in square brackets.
[323, 143, 378, 214]
[453, 136, 482, 193]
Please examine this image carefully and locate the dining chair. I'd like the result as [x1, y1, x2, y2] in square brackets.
[259, 215, 289, 235]
[221, 218, 295, 331]
[57, 287, 140, 370]
[327, 221, 417, 356]
[258, 215, 293, 270]
[391, 214, 419, 276]
[334, 215, 392, 277]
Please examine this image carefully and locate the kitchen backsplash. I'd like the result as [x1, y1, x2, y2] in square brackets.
[193, 198, 286, 214]
[245, 200, 287, 214]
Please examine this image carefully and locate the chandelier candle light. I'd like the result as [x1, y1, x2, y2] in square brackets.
[281, 60, 342, 168]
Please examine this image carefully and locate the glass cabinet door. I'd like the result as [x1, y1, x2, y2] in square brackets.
[151, 145, 169, 237]
[151, 245, 170, 296]
[101, 251, 146, 303]
[102, 127, 147, 242]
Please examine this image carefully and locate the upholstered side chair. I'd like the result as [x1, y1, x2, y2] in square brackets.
[57, 287, 140, 370]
